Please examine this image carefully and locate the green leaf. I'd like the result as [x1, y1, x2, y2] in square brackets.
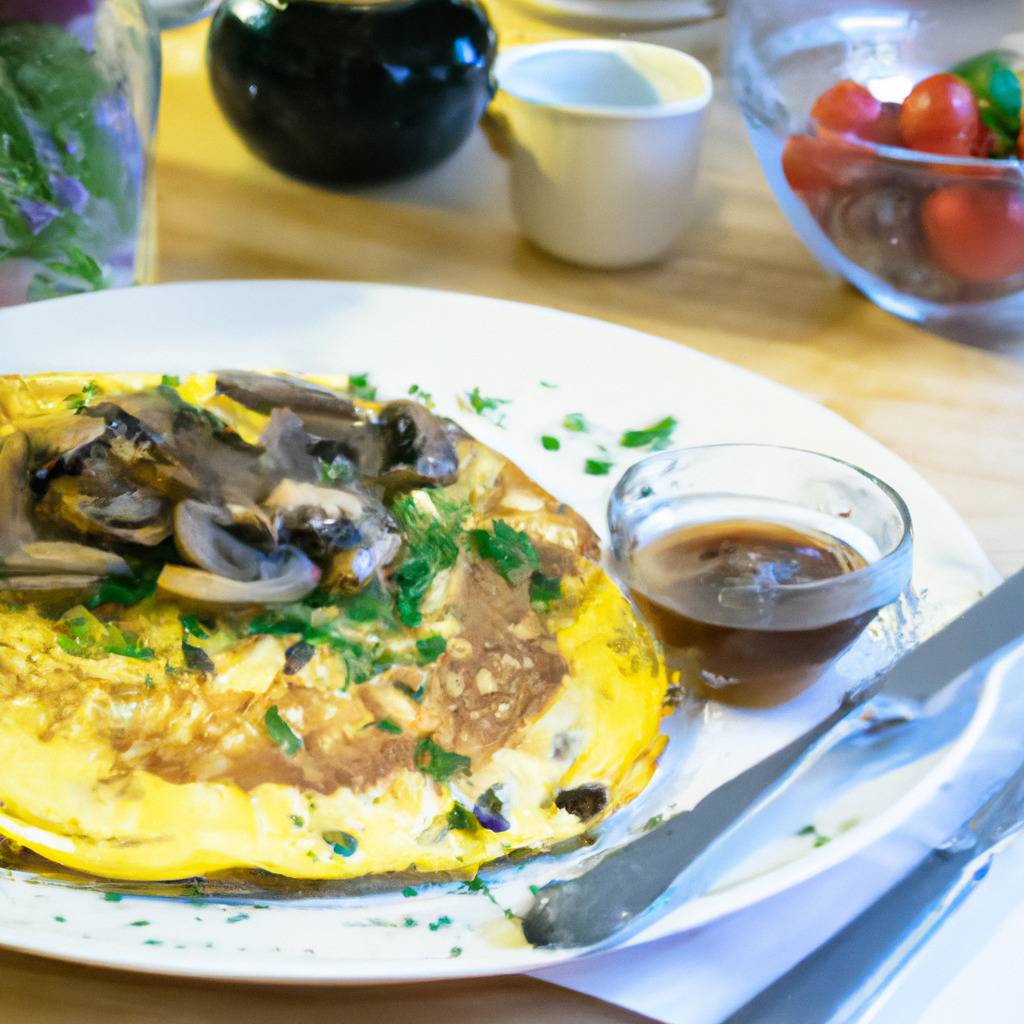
[464, 387, 510, 426]
[180, 615, 209, 640]
[446, 803, 479, 832]
[160, 374, 181, 388]
[375, 718, 402, 735]
[407, 383, 435, 409]
[64, 380, 101, 414]
[415, 634, 447, 663]
[318, 456, 355, 486]
[347, 372, 377, 401]
[584, 459, 614, 476]
[541, 435, 560, 451]
[429, 915, 453, 932]
[264, 706, 303, 757]
[562, 412, 587, 432]
[414, 737, 471, 783]
[620, 416, 678, 449]
[467, 519, 539, 586]
[529, 573, 562, 611]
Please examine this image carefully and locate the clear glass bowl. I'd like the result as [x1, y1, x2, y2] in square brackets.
[729, 0, 1024, 339]
[607, 444, 914, 706]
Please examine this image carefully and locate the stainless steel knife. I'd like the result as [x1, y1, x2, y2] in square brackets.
[522, 569, 1024, 949]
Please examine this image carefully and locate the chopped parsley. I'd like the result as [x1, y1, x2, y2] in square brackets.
[160, 374, 181, 388]
[289, 814, 305, 828]
[347, 372, 377, 401]
[798, 824, 831, 848]
[402, 886, 418, 898]
[620, 416, 677, 450]
[541, 435, 560, 451]
[264, 706, 303, 757]
[376, 719, 402, 735]
[450, 946, 463, 958]
[57, 610, 153, 661]
[529, 573, 561, 611]
[180, 615, 209, 640]
[416, 634, 447, 663]
[318, 456, 355, 486]
[391, 492, 470, 628]
[447, 803, 479, 832]
[563, 412, 587, 433]
[467, 519, 539, 586]
[226, 913, 249, 924]
[463, 387, 510, 426]
[323, 830, 359, 857]
[539, 380, 558, 389]
[408, 383, 435, 409]
[85, 558, 163, 610]
[415, 737, 471, 783]
[64, 380, 101, 414]
[103, 893, 123, 902]
[428, 915, 453, 932]
[584, 458, 614, 476]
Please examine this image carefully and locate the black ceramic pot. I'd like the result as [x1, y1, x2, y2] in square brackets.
[207, 0, 497, 186]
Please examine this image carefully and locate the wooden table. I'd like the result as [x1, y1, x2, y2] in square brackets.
[7, 11, 1024, 1022]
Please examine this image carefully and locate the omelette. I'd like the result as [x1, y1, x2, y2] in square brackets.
[0, 371, 668, 882]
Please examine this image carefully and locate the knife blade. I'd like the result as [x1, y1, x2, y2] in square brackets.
[521, 569, 1024, 949]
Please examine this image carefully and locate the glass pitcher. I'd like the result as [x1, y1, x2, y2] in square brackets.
[0, 0, 216, 308]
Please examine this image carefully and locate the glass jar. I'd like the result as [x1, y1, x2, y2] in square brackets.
[0, 0, 213, 309]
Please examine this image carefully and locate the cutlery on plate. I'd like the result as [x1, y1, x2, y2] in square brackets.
[522, 570, 1024, 949]
[722, 731, 1024, 1024]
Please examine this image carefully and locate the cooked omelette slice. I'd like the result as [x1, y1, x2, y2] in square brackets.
[0, 372, 668, 881]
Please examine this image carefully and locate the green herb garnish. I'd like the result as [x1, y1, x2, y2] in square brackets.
[376, 719, 402, 735]
[318, 457, 355, 486]
[447, 803, 479, 832]
[620, 416, 677, 449]
[402, 886, 418, 898]
[289, 814, 305, 828]
[563, 412, 587, 432]
[323, 829, 359, 857]
[391, 492, 470, 627]
[415, 737, 471, 783]
[264, 706, 303, 757]
[416, 634, 447, 663]
[539, 380, 558, 389]
[65, 381, 100, 414]
[463, 387, 510, 426]
[180, 615, 209, 640]
[541, 435, 560, 451]
[160, 374, 181, 388]
[584, 458, 614, 476]
[467, 519, 539, 586]
[529, 573, 562, 611]
[408, 383, 435, 409]
[450, 946, 463, 958]
[428, 915, 453, 932]
[347, 372, 377, 401]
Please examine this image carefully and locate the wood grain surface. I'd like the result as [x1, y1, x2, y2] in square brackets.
[4, 8, 1023, 1021]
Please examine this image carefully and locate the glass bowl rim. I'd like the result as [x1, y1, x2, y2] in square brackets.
[607, 442, 914, 605]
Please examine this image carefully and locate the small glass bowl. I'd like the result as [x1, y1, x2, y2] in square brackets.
[607, 444, 914, 705]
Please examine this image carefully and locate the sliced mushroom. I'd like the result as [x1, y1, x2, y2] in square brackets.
[173, 500, 266, 582]
[259, 409, 321, 484]
[264, 479, 400, 589]
[157, 546, 320, 605]
[0, 574, 104, 592]
[375, 400, 459, 489]
[216, 370, 358, 421]
[4, 542, 129, 578]
[20, 412, 107, 467]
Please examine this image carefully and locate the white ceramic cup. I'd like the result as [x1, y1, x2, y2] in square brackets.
[491, 40, 713, 269]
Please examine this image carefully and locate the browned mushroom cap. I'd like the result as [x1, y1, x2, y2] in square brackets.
[0, 431, 35, 551]
[375, 400, 459, 489]
[216, 371, 359, 422]
[157, 545, 320, 605]
[264, 479, 401, 590]
[173, 500, 267, 582]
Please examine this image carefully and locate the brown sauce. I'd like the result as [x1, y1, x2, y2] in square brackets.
[628, 519, 873, 708]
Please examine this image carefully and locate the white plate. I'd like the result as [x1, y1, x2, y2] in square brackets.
[0, 281, 999, 983]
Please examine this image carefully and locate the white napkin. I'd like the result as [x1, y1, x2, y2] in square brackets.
[531, 643, 1024, 1024]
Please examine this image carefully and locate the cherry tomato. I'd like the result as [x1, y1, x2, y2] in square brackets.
[860, 101, 903, 146]
[922, 184, 1024, 281]
[900, 73, 981, 156]
[782, 133, 870, 193]
[811, 80, 882, 136]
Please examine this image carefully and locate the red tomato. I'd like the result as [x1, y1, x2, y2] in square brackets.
[922, 184, 1024, 281]
[782, 133, 870, 193]
[900, 73, 981, 156]
[860, 101, 903, 146]
[811, 80, 882, 136]
[1018, 126, 1024, 160]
